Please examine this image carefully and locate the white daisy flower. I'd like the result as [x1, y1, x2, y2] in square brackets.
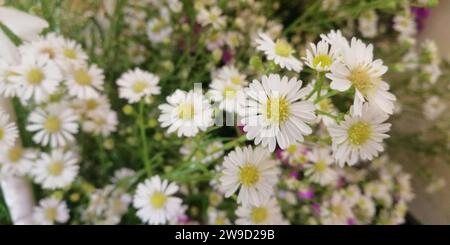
[10, 56, 62, 103]
[19, 33, 65, 62]
[304, 148, 338, 186]
[423, 95, 446, 121]
[358, 10, 378, 38]
[158, 89, 213, 137]
[197, 6, 226, 30]
[65, 64, 104, 99]
[0, 145, 37, 177]
[214, 65, 248, 87]
[0, 110, 18, 150]
[320, 192, 354, 225]
[256, 33, 303, 72]
[242, 74, 316, 152]
[320, 29, 349, 53]
[71, 95, 111, 117]
[82, 108, 118, 137]
[147, 8, 172, 44]
[393, 15, 417, 37]
[116, 68, 161, 104]
[112, 168, 136, 183]
[26, 103, 79, 148]
[33, 197, 69, 225]
[327, 104, 391, 167]
[0, 60, 21, 97]
[32, 149, 79, 190]
[235, 198, 286, 225]
[133, 176, 183, 225]
[219, 146, 280, 206]
[207, 208, 230, 225]
[304, 40, 339, 71]
[209, 79, 246, 114]
[326, 37, 396, 116]
[56, 37, 88, 68]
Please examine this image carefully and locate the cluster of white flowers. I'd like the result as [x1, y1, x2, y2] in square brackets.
[3, 0, 440, 226]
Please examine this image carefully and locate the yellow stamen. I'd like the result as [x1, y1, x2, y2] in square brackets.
[8, 146, 23, 163]
[274, 40, 294, 57]
[150, 191, 167, 209]
[44, 116, 61, 133]
[239, 164, 260, 187]
[27, 68, 44, 85]
[347, 122, 372, 146]
[312, 54, 333, 68]
[45, 207, 57, 221]
[74, 69, 92, 86]
[348, 67, 378, 96]
[48, 162, 64, 176]
[177, 103, 195, 120]
[132, 81, 148, 93]
[266, 96, 290, 124]
[64, 48, 77, 59]
[251, 207, 268, 224]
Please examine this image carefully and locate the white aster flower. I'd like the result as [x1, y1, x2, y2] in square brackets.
[209, 78, 246, 114]
[0, 144, 37, 177]
[358, 10, 378, 38]
[33, 197, 69, 225]
[326, 37, 396, 116]
[242, 74, 316, 152]
[235, 198, 286, 225]
[207, 208, 230, 225]
[327, 104, 391, 167]
[146, 8, 172, 44]
[0, 110, 18, 150]
[10, 56, 62, 103]
[320, 192, 354, 225]
[219, 146, 279, 206]
[158, 89, 213, 137]
[256, 33, 303, 72]
[304, 40, 339, 71]
[56, 37, 88, 68]
[19, 33, 65, 62]
[320, 29, 349, 54]
[26, 103, 79, 147]
[82, 109, 118, 137]
[112, 168, 136, 183]
[116, 68, 161, 103]
[304, 147, 338, 186]
[423, 96, 446, 121]
[65, 64, 104, 99]
[393, 15, 417, 37]
[197, 6, 226, 30]
[133, 176, 183, 225]
[32, 149, 79, 190]
[214, 65, 248, 87]
[0, 60, 21, 97]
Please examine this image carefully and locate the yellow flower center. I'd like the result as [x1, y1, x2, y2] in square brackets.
[85, 99, 98, 110]
[150, 191, 167, 209]
[251, 207, 268, 224]
[318, 98, 333, 112]
[224, 86, 237, 99]
[8, 146, 23, 163]
[132, 81, 148, 93]
[314, 160, 328, 173]
[44, 116, 62, 133]
[312, 54, 333, 68]
[74, 69, 92, 86]
[64, 48, 77, 59]
[215, 217, 226, 225]
[0, 128, 4, 140]
[230, 76, 242, 85]
[48, 161, 64, 176]
[45, 207, 57, 221]
[348, 67, 378, 96]
[266, 96, 290, 124]
[286, 144, 297, 154]
[347, 122, 372, 146]
[274, 40, 294, 57]
[332, 204, 345, 217]
[152, 19, 167, 33]
[177, 103, 195, 120]
[27, 68, 44, 85]
[239, 164, 260, 187]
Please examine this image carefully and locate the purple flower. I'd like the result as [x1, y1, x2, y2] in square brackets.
[347, 218, 357, 225]
[311, 203, 321, 215]
[222, 49, 233, 64]
[298, 190, 314, 200]
[411, 7, 431, 32]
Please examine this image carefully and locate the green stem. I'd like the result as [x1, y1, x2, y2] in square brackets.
[138, 101, 151, 175]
